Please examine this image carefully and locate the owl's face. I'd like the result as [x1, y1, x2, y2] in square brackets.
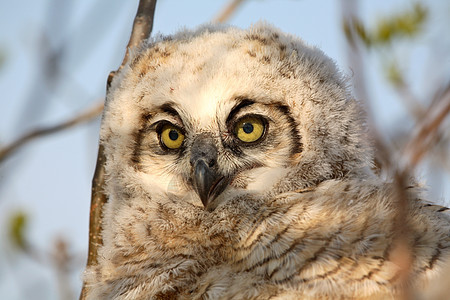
[131, 95, 302, 210]
[102, 24, 370, 211]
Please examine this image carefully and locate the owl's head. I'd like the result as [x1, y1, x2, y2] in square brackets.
[101, 23, 371, 211]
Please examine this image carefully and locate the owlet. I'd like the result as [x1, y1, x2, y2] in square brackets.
[84, 23, 450, 299]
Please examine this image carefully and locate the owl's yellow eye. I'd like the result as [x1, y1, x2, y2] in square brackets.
[235, 116, 265, 143]
[160, 124, 185, 149]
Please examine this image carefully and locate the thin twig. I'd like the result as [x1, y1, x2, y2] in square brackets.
[52, 237, 74, 300]
[341, 1, 371, 107]
[0, 103, 103, 163]
[400, 86, 450, 171]
[213, 0, 245, 23]
[393, 81, 425, 120]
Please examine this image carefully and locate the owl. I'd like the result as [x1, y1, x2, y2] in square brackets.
[84, 23, 450, 299]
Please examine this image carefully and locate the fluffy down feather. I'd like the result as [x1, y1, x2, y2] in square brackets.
[84, 23, 450, 299]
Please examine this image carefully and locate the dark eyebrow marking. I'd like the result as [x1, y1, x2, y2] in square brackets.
[158, 102, 180, 117]
[272, 102, 303, 155]
[226, 98, 255, 123]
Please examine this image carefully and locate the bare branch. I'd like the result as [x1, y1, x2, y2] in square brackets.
[121, 0, 157, 69]
[0, 103, 103, 163]
[213, 0, 245, 23]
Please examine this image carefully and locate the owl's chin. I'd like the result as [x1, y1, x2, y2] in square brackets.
[201, 186, 232, 212]
[203, 176, 231, 211]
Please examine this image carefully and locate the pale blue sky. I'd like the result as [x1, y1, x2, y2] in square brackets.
[0, 0, 448, 299]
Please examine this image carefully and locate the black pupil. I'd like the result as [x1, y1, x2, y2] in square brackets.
[169, 129, 179, 141]
[243, 123, 254, 134]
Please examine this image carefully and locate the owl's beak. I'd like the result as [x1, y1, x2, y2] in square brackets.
[193, 160, 228, 210]
[190, 135, 228, 211]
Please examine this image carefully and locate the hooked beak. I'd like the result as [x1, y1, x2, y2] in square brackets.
[190, 135, 229, 211]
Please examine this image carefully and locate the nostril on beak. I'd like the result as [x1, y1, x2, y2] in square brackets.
[208, 159, 215, 167]
[190, 134, 218, 168]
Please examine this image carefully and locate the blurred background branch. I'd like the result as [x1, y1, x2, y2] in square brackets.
[0, 103, 103, 163]
[8, 211, 82, 300]
[342, 2, 450, 297]
[213, 0, 246, 23]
